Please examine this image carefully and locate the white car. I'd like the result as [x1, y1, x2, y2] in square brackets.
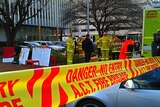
[35, 41, 65, 51]
[64, 67, 160, 107]
[16, 41, 41, 48]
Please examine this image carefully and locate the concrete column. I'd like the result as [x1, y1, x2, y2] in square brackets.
[51, 28, 54, 41]
[60, 28, 63, 41]
[56, 27, 59, 41]
[37, 26, 41, 40]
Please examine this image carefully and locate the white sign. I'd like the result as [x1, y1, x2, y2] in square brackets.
[2, 58, 14, 63]
[32, 48, 51, 66]
[19, 48, 30, 65]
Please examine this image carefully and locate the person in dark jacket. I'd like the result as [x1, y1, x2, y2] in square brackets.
[82, 34, 94, 62]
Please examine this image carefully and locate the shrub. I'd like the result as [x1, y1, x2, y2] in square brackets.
[51, 49, 86, 65]
[51, 50, 67, 65]
[73, 54, 85, 63]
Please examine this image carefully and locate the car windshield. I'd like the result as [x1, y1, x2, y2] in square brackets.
[133, 67, 160, 90]
[46, 42, 54, 46]
[135, 68, 160, 80]
[28, 42, 41, 47]
[53, 41, 66, 46]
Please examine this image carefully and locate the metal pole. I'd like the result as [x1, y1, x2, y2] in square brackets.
[87, 0, 90, 34]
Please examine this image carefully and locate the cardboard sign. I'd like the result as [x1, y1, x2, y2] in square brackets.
[32, 48, 51, 66]
[19, 48, 30, 65]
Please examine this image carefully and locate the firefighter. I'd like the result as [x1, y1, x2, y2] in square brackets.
[96, 37, 102, 59]
[77, 35, 84, 57]
[66, 35, 75, 64]
[98, 32, 111, 61]
[134, 39, 141, 55]
[112, 35, 121, 60]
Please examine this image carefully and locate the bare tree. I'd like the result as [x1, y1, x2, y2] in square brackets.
[63, 0, 142, 37]
[0, 0, 48, 46]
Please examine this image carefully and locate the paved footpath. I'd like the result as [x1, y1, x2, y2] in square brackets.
[0, 53, 141, 72]
[0, 62, 41, 72]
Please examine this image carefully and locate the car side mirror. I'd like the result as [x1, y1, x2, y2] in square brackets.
[124, 80, 135, 89]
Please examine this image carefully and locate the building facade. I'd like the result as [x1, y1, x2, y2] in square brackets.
[0, 0, 71, 42]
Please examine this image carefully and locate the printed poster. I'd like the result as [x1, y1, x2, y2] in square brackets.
[32, 48, 51, 66]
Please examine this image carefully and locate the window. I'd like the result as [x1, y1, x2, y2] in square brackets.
[133, 68, 160, 90]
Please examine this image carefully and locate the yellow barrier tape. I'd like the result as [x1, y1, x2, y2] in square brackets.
[0, 57, 160, 107]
